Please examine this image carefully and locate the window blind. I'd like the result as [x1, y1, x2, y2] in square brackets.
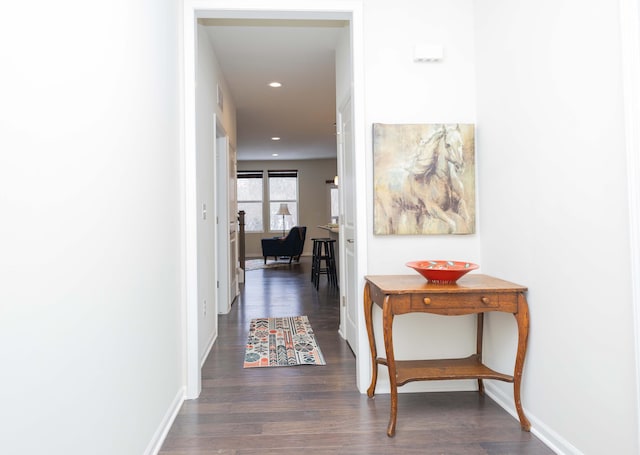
[267, 170, 298, 178]
[237, 170, 263, 179]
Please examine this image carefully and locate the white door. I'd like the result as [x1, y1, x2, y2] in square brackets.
[215, 117, 238, 314]
[228, 145, 239, 298]
[337, 96, 358, 353]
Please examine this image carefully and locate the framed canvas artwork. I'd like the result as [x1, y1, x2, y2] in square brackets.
[373, 123, 476, 235]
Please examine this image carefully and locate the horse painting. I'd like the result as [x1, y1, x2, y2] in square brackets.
[373, 123, 475, 235]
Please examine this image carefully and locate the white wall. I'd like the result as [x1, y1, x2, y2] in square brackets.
[0, 1, 184, 454]
[238, 159, 338, 258]
[3, 1, 637, 454]
[363, 0, 482, 392]
[475, 1, 638, 454]
[195, 23, 237, 363]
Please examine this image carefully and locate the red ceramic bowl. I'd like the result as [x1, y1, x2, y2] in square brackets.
[406, 260, 478, 284]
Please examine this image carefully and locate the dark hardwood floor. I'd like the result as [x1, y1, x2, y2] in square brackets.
[159, 257, 554, 455]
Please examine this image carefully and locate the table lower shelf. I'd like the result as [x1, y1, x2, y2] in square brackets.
[377, 354, 514, 386]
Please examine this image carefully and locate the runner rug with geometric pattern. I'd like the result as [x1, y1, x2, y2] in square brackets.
[243, 315, 326, 368]
[244, 258, 298, 272]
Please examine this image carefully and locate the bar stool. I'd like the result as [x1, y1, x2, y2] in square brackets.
[311, 238, 338, 290]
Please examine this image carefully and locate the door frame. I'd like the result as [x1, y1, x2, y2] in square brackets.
[181, 0, 368, 398]
[214, 116, 233, 315]
[620, 0, 640, 448]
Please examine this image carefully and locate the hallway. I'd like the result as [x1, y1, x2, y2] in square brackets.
[159, 258, 553, 454]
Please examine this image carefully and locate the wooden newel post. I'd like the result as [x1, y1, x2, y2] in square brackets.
[238, 210, 246, 273]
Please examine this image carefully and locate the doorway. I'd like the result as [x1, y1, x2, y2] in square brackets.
[183, 1, 368, 399]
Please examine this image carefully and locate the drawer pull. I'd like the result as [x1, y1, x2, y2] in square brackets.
[423, 297, 432, 305]
[481, 297, 491, 305]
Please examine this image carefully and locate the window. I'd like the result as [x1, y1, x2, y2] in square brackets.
[237, 170, 263, 232]
[268, 170, 298, 232]
[330, 185, 339, 224]
[325, 179, 339, 224]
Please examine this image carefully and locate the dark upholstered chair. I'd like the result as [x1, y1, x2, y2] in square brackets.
[261, 226, 307, 264]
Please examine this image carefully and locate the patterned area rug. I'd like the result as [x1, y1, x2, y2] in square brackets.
[244, 258, 297, 272]
[243, 316, 326, 368]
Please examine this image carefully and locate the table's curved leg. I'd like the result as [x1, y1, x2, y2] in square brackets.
[364, 282, 378, 398]
[476, 313, 485, 396]
[382, 296, 398, 437]
[513, 292, 531, 431]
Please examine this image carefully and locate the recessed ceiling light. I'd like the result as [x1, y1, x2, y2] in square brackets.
[271, 137, 281, 141]
[272, 153, 279, 157]
[268, 82, 282, 88]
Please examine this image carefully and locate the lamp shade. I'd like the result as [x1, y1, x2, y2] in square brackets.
[276, 203, 291, 216]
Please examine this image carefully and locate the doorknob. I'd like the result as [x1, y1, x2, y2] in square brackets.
[347, 239, 355, 243]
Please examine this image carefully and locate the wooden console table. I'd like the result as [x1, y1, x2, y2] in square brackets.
[364, 274, 531, 437]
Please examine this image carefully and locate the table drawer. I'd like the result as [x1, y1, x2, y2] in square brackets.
[409, 293, 517, 312]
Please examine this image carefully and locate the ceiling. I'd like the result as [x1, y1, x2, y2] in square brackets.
[202, 19, 347, 162]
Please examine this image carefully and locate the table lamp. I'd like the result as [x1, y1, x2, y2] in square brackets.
[276, 203, 291, 237]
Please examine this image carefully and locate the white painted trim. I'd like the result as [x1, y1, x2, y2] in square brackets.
[144, 387, 185, 455]
[484, 383, 581, 455]
[372, 381, 477, 395]
[177, 0, 190, 403]
[182, 1, 201, 400]
[620, 0, 640, 451]
[348, 3, 371, 394]
[201, 329, 218, 367]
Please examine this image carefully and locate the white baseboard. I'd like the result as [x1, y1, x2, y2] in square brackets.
[369, 379, 478, 395]
[201, 329, 218, 367]
[484, 382, 581, 455]
[145, 386, 185, 455]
